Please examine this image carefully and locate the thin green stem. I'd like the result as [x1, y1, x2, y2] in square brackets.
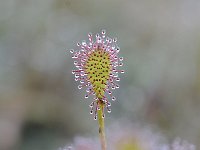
[97, 101, 106, 150]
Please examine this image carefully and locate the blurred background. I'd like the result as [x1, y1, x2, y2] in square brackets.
[0, 0, 200, 150]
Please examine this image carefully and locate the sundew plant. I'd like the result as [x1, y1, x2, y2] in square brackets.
[70, 30, 124, 150]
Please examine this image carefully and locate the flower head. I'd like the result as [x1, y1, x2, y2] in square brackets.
[170, 138, 196, 150]
[71, 30, 124, 119]
[59, 122, 197, 150]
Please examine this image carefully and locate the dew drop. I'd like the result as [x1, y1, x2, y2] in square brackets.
[82, 40, 86, 46]
[80, 73, 85, 77]
[107, 102, 111, 107]
[111, 86, 115, 89]
[70, 49, 74, 53]
[93, 44, 97, 48]
[96, 33, 99, 38]
[94, 115, 97, 120]
[88, 32, 92, 37]
[80, 80, 84, 84]
[114, 74, 119, 78]
[81, 59, 85, 62]
[97, 37, 101, 43]
[102, 29, 106, 35]
[75, 78, 78, 81]
[75, 74, 79, 78]
[77, 42, 81, 46]
[113, 37, 117, 42]
[119, 62, 123, 66]
[73, 55, 78, 58]
[86, 88, 90, 93]
[78, 85, 82, 89]
[85, 95, 89, 98]
[106, 37, 109, 41]
[119, 57, 123, 61]
[116, 78, 120, 81]
[108, 109, 111, 113]
[72, 70, 75, 74]
[116, 47, 120, 51]
[102, 98, 106, 102]
[74, 61, 78, 65]
[121, 70, 125, 73]
[90, 110, 93, 114]
[102, 114, 105, 118]
[112, 96, 116, 101]
[89, 103, 93, 107]
[108, 91, 112, 95]
[115, 84, 120, 88]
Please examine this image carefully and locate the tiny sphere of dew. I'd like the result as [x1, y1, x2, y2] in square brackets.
[78, 85, 82, 89]
[70, 49, 74, 53]
[112, 96, 116, 101]
[102, 29, 106, 35]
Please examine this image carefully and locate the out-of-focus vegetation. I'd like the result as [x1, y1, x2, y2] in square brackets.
[0, 0, 200, 150]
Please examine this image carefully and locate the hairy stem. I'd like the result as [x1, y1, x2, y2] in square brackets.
[97, 101, 106, 150]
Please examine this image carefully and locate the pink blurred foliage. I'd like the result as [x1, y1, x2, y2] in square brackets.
[59, 122, 196, 150]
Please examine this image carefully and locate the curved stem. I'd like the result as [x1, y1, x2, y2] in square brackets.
[97, 101, 106, 150]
